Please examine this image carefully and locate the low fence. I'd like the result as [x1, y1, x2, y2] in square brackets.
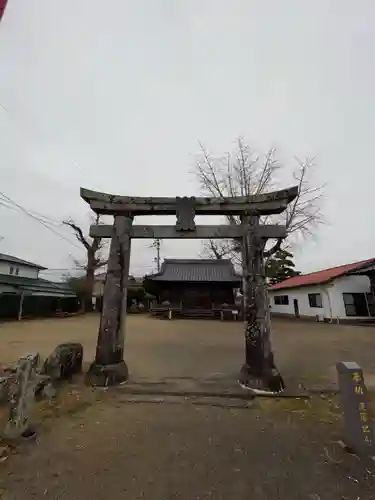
[149, 306, 242, 320]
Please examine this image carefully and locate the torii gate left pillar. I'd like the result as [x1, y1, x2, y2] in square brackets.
[86, 215, 133, 386]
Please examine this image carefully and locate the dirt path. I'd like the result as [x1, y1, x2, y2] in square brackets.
[1, 393, 374, 500]
[1, 315, 375, 388]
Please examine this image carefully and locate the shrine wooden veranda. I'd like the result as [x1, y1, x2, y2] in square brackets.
[81, 185, 298, 394]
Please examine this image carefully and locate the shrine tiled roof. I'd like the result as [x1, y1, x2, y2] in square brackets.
[146, 259, 241, 283]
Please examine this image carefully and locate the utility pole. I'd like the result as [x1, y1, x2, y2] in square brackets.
[151, 238, 161, 272]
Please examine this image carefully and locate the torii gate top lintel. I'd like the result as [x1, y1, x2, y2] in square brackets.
[80, 186, 298, 216]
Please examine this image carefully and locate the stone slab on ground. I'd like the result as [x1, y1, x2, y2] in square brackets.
[116, 393, 256, 409]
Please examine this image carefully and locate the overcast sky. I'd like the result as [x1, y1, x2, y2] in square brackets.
[0, 0, 374, 279]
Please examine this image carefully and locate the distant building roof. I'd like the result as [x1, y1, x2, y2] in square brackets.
[146, 259, 241, 283]
[0, 274, 75, 296]
[270, 258, 375, 291]
[94, 273, 143, 288]
[0, 252, 46, 270]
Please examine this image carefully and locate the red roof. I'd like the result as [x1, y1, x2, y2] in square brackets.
[270, 258, 375, 291]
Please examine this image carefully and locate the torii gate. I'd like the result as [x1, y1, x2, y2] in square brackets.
[81, 185, 298, 394]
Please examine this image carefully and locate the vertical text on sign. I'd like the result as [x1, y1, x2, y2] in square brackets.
[351, 370, 373, 446]
[336, 361, 375, 457]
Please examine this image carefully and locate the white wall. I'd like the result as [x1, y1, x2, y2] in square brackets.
[0, 262, 39, 279]
[327, 274, 371, 320]
[269, 274, 372, 321]
[269, 285, 330, 318]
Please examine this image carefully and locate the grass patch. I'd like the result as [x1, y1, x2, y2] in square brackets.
[259, 394, 343, 424]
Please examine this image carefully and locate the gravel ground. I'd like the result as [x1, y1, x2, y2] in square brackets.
[1, 394, 374, 500]
[0, 315, 375, 499]
[1, 314, 375, 388]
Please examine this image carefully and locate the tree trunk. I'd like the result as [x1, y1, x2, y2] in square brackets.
[239, 216, 284, 394]
[83, 251, 96, 312]
[86, 215, 133, 386]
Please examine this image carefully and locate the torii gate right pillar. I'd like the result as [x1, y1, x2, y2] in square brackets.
[240, 215, 284, 394]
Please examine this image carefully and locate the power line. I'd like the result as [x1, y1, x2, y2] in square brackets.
[0, 191, 84, 252]
[0, 200, 19, 214]
[0, 199, 60, 226]
[0, 193, 81, 250]
[0, 101, 8, 113]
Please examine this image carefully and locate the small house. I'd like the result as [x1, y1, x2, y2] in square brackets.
[0, 252, 78, 320]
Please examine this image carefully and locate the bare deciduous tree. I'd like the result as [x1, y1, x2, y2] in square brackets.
[63, 214, 107, 312]
[194, 137, 325, 265]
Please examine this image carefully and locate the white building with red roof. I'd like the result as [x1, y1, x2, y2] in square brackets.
[268, 258, 375, 322]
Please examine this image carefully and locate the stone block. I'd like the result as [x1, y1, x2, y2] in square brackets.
[41, 382, 57, 399]
[35, 374, 53, 396]
[3, 353, 39, 439]
[0, 376, 12, 405]
[41, 343, 83, 381]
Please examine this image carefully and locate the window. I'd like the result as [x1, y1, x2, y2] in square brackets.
[9, 266, 14, 275]
[308, 293, 322, 308]
[15, 268, 19, 276]
[274, 295, 289, 305]
[343, 293, 369, 317]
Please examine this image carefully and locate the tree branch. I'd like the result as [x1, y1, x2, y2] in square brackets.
[264, 238, 283, 259]
[194, 138, 326, 265]
[63, 219, 91, 250]
[62, 214, 109, 312]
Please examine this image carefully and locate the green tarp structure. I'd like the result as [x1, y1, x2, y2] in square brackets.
[0, 274, 79, 320]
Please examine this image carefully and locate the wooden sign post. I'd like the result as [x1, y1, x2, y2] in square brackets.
[336, 361, 375, 458]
